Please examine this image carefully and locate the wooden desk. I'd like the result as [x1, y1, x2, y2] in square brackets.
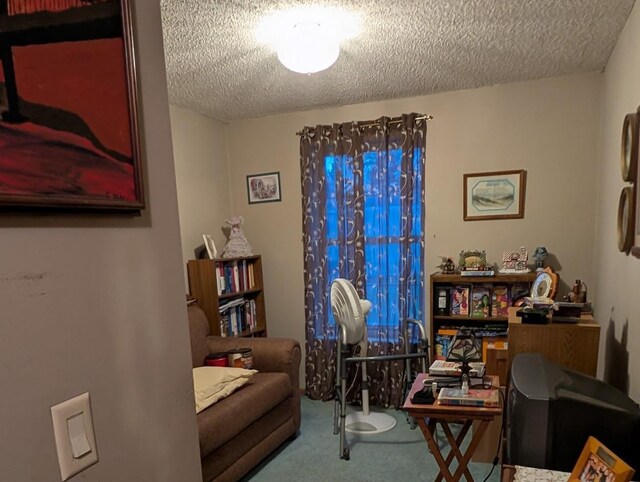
[507, 307, 600, 376]
[403, 374, 502, 482]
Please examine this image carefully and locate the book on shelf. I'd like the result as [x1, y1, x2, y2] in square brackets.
[216, 259, 259, 293]
[241, 260, 248, 291]
[470, 286, 491, 318]
[218, 297, 245, 313]
[491, 286, 510, 317]
[435, 286, 451, 316]
[216, 264, 226, 294]
[232, 261, 240, 292]
[460, 270, 495, 277]
[437, 386, 500, 407]
[451, 285, 470, 316]
[434, 327, 458, 360]
[428, 359, 486, 378]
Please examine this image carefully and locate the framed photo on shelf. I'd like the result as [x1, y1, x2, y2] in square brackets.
[246, 172, 281, 204]
[463, 170, 526, 221]
[202, 234, 217, 259]
[569, 436, 635, 482]
[0, 0, 144, 211]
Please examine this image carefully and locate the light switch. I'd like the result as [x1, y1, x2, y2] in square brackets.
[51, 393, 98, 481]
[67, 412, 91, 458]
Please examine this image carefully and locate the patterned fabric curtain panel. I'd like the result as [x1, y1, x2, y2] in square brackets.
[300, 113, 427, 408]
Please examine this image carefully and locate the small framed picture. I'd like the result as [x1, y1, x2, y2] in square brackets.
[569, 436, 635, 482]
[202, 234, 217, 259]
[246, 172, 282, 204]
[463, 170, 526, 221]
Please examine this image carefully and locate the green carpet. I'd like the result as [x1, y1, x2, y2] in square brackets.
[242, 396, 501, 481]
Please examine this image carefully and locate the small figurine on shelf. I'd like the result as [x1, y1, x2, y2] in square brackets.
[564, 279, 588, 304]
[500, 246, 529, 273]
[533, 246, 548, 271]
[437, 256, 455, 274]
[221, 216, 253, 258]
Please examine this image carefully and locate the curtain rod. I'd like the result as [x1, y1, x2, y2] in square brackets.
[295, 114, 433, 136]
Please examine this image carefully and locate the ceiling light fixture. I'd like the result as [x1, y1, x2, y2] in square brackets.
[256, 6, 361, 75]
[277, 22, 340, 74]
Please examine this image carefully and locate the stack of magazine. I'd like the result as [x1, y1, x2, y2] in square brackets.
[424, 360, 487, 388]
[428, 360, 486, 377]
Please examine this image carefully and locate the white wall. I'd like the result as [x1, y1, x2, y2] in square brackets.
[223, 73, 602, 384]
[594, 1, 640, 400]
[0, 2, 202, 480]
[171, 105, 230, 276]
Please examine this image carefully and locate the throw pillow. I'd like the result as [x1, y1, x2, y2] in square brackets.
[193, 366, 257, 413]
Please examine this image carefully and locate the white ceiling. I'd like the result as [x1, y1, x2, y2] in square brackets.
[160, 0, 635, 122]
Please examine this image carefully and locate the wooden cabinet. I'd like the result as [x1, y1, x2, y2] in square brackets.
[429, 272, 537, 363]
[507, 307, 600, 376]
[187, 256, 267, 337]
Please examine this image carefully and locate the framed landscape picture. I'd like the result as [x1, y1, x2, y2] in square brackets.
[464, 170, 526, 221]
[0, 0, 143, 211]
[246, 172, 281, 204]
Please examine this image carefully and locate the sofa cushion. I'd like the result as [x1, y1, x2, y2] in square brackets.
[197, 371, 292, 458]
[193, 367, 257, 414]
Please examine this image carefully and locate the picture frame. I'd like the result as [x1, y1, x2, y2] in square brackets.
[202, 234, 217, 259]
[246, 172, 281, 204]
[631, 106, 640, 259]
[463, 170, 526, 221]
[569, 436, 635, 482]
[618, 187, 635, 253]
[458, 250, 487, 270]
[620, 112, 638, 183]
[0, 0, 143, 211]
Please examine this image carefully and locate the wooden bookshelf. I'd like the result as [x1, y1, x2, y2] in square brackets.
[429, 272, 537, 362]
[187, 256, 267, 337]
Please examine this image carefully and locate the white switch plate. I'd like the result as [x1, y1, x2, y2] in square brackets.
[51, 392, 98, 481]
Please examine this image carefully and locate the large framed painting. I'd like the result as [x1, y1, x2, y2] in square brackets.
[0, 0, 143, 211]
[463, 169, 526, 221]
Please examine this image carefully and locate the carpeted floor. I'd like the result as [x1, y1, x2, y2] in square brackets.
[242, 396, 501, 481]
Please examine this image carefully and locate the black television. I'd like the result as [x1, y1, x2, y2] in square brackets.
[506, 353, 640, 472]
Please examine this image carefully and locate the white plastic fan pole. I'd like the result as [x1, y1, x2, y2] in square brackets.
[360, 335, 370, 416]
[361, 363, 370, 416]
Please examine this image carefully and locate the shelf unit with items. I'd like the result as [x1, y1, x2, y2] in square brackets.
[429, 272, 537, 364]
[187, 255, 267, 338]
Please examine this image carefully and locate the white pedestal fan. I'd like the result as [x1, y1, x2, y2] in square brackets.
[330, 278, 397, 459]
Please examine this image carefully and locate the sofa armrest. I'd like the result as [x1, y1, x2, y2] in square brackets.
[205, 336, 302, 429]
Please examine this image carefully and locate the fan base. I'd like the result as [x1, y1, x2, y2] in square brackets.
[344, 412, 397, 434]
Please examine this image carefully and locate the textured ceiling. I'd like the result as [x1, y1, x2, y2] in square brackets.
[160, 0, 635, 122]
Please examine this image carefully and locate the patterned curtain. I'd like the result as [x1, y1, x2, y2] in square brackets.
[300, 113, 426, 408]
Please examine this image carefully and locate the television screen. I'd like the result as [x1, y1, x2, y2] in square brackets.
[506, 353, 640, 472]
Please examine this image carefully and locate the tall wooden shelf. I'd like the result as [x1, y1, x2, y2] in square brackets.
[187, 255, 267, 338]
[429, 272, 537, 362]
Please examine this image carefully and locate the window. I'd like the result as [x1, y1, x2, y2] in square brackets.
[323, 148, 424, 342]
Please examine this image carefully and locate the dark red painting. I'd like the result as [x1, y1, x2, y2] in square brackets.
[0, 0, 143, 210]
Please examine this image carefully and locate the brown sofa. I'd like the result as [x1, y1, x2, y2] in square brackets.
[188, 304, 301, 482]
